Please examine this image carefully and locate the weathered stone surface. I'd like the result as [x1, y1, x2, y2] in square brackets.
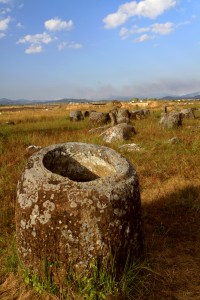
[180, 108, 195, 119]
[119, 143, 143, 152]
[167, 137, 180, 144]
[109, 108, 130, 124]
[130, 109, 146, 120]
[159, 111, 182, 129]
[69, 110, 84, 121]
[16, 142, 143, 279]
[84, 110, 90, 117]
[89, 111, 110, 126]
[101, 123, 136, 143]
[142, 109, 150, 116]
[26, 145, 42, 152]
[115, 109, 130, 124]
[109, 111, 117, 126]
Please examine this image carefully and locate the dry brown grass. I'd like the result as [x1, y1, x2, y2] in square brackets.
[0, 100, 200, 299]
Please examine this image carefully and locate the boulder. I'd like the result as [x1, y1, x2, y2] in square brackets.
[130, 110, 145, 120]
[101, 123, 136, 143]
[116, 109, 130, 124]
[180, 108, 195, 119]
[89, 111, 110, 126]
[16, 142, 143, 280]
[109, 111, 117, 126]
[84, 110, 90, 117]
[142, 109, 150, 116]
[69, 110, 84, 121]
[159, 111, 182, 129]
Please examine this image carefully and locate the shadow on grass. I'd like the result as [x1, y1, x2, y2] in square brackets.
[141, 185, 200, 300]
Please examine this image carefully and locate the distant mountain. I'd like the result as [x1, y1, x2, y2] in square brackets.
[0, 98, 32, 105]
[0, 98, 17, 105]
[1, 92, 200, 105]
[181, 91, 200, 98]
[0, 98, 89, 105]
[160, 91, 200, 100]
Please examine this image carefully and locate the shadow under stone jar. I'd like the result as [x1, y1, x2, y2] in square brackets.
[16, 142, 143, 279]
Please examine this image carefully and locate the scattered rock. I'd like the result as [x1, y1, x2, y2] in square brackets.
[119, 143, 143, 152]
[167, 137, 180, 144]
[130, 109, 149, 120]
[101, 123, 136, 143]
[116, 109, 130, 124]
[69, 110, 84, 121]
[26, 145, 42, 151]
[159, 111, 182, 129]
[84, 110, 90, 117]
[109, 111, 117, 126]
[180, 108, 195, 119]
[89, 111, 110, 126]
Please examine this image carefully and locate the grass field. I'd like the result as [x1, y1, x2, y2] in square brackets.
[0, 100, 200, 299]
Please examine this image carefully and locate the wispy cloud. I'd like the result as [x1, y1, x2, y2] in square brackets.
[119, 25, 150, 39]
[25, 44, 43, 54]
[17, 32, 53, 54]
[0, 16, 10, 31]
[134, 33, 153, 43]
[16, 22, 23, 28]
[17, 32, 53, 44]
[44, 18, 73, 32]
[151, 22, 174, 34]
[103, 0, 177, 29]
[65, 78, 200, 100]
[58, 41, 83, 50]
[120, 22, 174, 42]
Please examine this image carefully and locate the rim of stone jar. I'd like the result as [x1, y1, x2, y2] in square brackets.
[28, 142, 135, 186]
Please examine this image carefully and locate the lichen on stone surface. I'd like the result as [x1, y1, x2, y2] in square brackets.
[15, 142, 143, 278]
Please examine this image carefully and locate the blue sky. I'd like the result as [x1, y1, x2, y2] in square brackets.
[0, 0, 200, 100]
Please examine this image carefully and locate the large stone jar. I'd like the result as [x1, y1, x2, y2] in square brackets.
[16, 142, 143, 279]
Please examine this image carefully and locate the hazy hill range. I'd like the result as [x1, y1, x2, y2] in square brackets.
[0, 92, 200, 105]
[161, 91, 200, 100]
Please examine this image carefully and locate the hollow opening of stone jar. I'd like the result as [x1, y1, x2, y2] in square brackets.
[43, 147, 116, 182]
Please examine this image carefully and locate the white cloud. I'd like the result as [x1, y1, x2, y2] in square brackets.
[58, 41, 83, 50]
[103, 12, 128, 29]
[16, 22, 23, 28]
[103, 0, 177, 29]
[17, 32, 53, 44]
[25, 44, 43, 54]
[17, 32, 53, 54]
[120, 25, 149, 39]
[44, 18, 73, 32]
[0, 16, 10, 31]
[120, 22, 175, 40]
[152, 22, 174, 34]
[17, 17, 80, 54]
[134, 33, 153, 43]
